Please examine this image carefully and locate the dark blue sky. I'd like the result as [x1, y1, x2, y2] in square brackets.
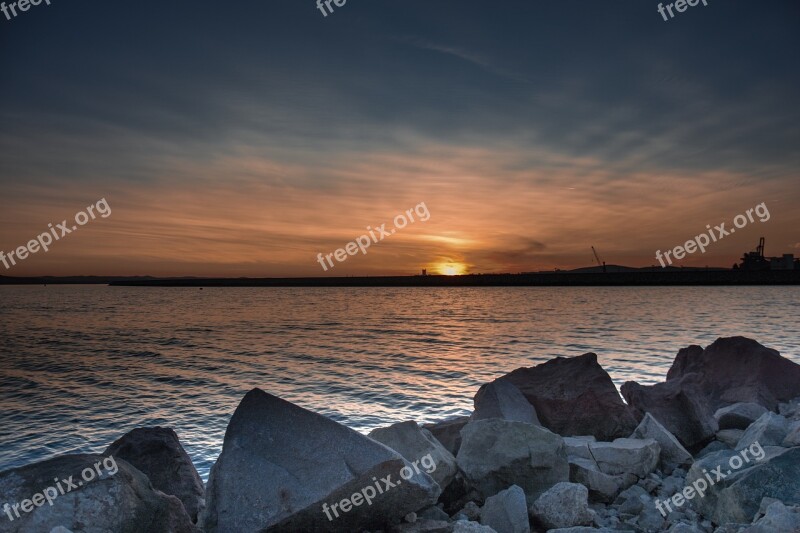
[1, 1, 798, 276]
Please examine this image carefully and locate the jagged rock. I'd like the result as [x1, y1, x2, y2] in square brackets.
[564, 436, 597, 461]
[588, 438, 660, 478]
[452, 521, 497, 533]
[735, 412, 789, 450]
[630, 414, 693, 474]
[741, 500, 800, 533]
[105, 427, 205, 523]
[0, 454, 197, 533]
[369, 421, 458, 490]
[624, 337, 800, 450]
[529, 482, 593, 530]
[783, 421, 800, 447]
[423, 417, 470, 457]
[568, 457, 632, 503]
[501, 353, 638, 440]
[622, 372, 718, 450]
[479, 485, 530, 533]
[715, 429, 744, 449]
[714, 403, 769, 430]
[471, 378, 540, 425]
[201, 389, 440, 533]
[456, 419, 568, 502]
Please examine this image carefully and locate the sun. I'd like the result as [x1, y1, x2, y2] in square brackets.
[438, 263, 466, 276]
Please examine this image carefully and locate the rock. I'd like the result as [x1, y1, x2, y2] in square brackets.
[635, 505, 666, 532]
[405, 511, 418, 523]
[105, 427, 205, 523]
[471, 378, 540, 425]
[658, 473, 685, 499]
[501, 353, 638, 440]
[423, 417, 470, 457]
[418, 506, 450, 521]
[630, 414, 693, 474]
[389, 518, 453, 532]
[457, 501, 482, 521]
[624, 337, 800, 450]
[369, 421, 458, 490]
[456, 418, 568, 502]
[735, 412, 789, 450]
[741, 500, 800, 533]
[201, 389, 440, 533]
[529, 482, 593, 530]
[452, 521, 498, 533]
[714, 403, 769, 430]
[588, 438, 661, 478]
[696, 440, 731, 458]
[569, 457, 632, 503]
[622, 372, 719, 450]
[479, 485, 530, 533]
[564, 436, 597, 461]
[667, 523, 705, 532]
[715, 429, 744, 449]
[783, 421, 800, 447]
[0, 453, 197, 533]
[778, 397, 800, 419]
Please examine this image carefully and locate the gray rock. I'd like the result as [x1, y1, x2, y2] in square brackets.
[588, 438, 661, 478]
[369, 421, 458, 490]
[472, 378, 540, 426]
[715, 429, 745, 449]
[696, 440, 731, 458]
[456, 419, 568, 502]
[714, 403, 769, 431]
[564, 436, 597, 461]
[0, 453, 197, 533]
[545, 529, 613, 533]
[781, 420, 800, 448]
[457, 501, 482, 521]
[569, 457, 631, 503]
[635, 505, 665, 532]
[778, 397, 800, 419]
[667, 523, 704, 532]
[452, 521, 498, 533]
[530, 482, 593, 530]
[105, 427, 205, 523]
[631, 414, 693, 474]
[501, 353, 639, 441]
[201, 389, 440, 533]
[389, 518, 453, 532]
[740, 500, 800, 533]
[480, 485, 530, 533]
[735, 412, 789, 450]
[423, 417, 470, 457]
[418, 506, 450, 521]
[658, 474, 685, 499]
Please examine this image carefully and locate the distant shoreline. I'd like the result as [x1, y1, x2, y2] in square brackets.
[3, 270, 799, 287]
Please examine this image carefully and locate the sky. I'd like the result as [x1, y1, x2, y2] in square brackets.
[1, 0, 798, 277]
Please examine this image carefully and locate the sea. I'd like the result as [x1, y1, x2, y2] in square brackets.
[1, 285, 798, 481]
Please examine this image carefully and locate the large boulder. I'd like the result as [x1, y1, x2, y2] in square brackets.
[743, 500, 800, 533]
[630, 413, 693, 474]
[423, 417, 470, 457]
[735, 412, 789, 450]
[714, 403, 769, 430]
[105, 427, 205, 523]
[0, 454, 197, 533]
[456, 419, 568, 502]
[501, 353, 638, 440]
[471, 379, 540, 426]
[368, 421, 458, 490]
[479, 485, 530, 533]
[621, 372, 718, 450]
[201, 389, 440, 533]
[623, 337, 800, 450]
[529, 482, 593, 530]
[587, 438, 660, 478]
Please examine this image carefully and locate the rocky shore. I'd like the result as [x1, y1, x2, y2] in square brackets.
[2, 336, 800, 533]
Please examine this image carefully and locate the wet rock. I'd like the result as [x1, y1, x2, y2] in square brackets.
[735, 412, 789, 450]
[423, 417, 470, 457]
[630, 413, 693, 474]
[479, 485, 530, 533]
[105, 427, 205, 523]
[714, 403, 769, 431]
[369, 421, 458, 490]
[502, 353, 638, 440]
[0, 453, 197, 533]
[456, 418, 568, 502]
[588, 438, 660, 478]
[529, 482, 593, 530]
[471, 378, 540, 426]
[201, 389, 440, 533]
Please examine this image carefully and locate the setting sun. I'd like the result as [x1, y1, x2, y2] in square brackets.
[439, 263, 467, 276]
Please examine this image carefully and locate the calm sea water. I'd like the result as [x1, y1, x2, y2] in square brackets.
[1, 285, 798, 481]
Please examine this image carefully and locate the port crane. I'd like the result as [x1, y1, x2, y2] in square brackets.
[592, 246, 607, 273]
